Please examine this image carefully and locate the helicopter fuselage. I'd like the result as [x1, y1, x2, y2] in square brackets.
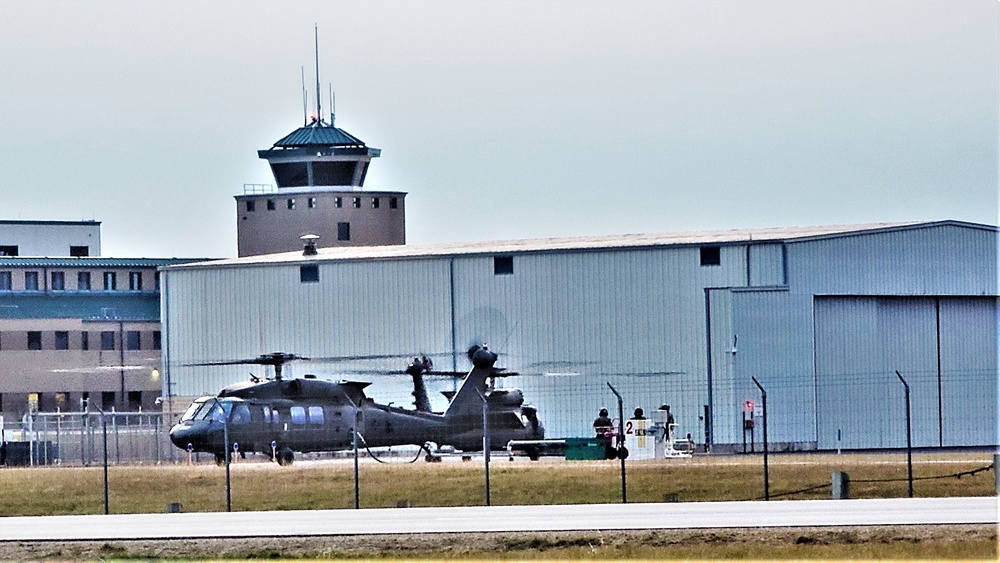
[169, 355, 543, 462]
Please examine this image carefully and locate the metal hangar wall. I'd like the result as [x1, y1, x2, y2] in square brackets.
[159, 221, 998, 450]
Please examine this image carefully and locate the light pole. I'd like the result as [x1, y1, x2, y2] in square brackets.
[477, 389, 491, 506]
[895, 370, 914, 498]
[751, 376, 769, 501]
[606, 382, 627, 504]
[95, 406, 109, 515]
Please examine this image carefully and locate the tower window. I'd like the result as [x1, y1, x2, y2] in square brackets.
[51, 271, 65, 291]
[335, 197, 343, 208]
[100, 331, 115, 350]
[103, 271, 117, 290]
[0, 271, 10, 290]
[78, 272, 91, 291]
[372, 197, 380, 209]
[28, 331, 42, 350]
[152, 331, 161, 350]
[494, 256, 514, 275]
[338, 222, 351, 241]
[352, 197, 361, 208]
[0, 245, 18, 256]
[24, 271, 39, 291]
[55, 331, 69, 350]
[700, 246, 721, 266]
[69, 246, 89, 257]
[129, 271, 142, 291]
[81, 331, 89, 350]
[308, 197, 317, 208]
[389, 197, 398, 209]
[287, 198, 296, 210]
[266, 199, 276, 211]
[126, 331, 141, 350]
[300, 264, 320, 283]
[245, 200, 256, 212]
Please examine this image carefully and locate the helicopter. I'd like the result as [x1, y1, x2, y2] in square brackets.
[168, 345, 544, 464]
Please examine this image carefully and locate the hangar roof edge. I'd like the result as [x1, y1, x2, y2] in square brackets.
[164, 220, 997, 270]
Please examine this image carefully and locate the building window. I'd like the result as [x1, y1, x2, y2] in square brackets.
[27, 331, 42, 350]
[352, 197, 361, 208]
[372, 197, 380, 209]
[78, 272, 91, 291]
[308, 197, 317, 208]
[300, 265, 320, 283]
[51, 271, 65, 291]
[102, 391, 115, 410]
[127, 391, 142, 411]
[334, 197, 342, 208]
[390, 197, 398, 209]
[0, 271, 11, 290]
[266, 199, 276, 211]
[494, 256, 514, 275]
[287, 198, 296, 210]
[152, 331, 161, 350]
[126, 331, 141, 350]
[245, 200, 256, 212]
[25, 271, 39, 291]
[69, 246, 89, 257]
[129, 271, 142, 291]
[55, 331, 69, 350]
[103, 272, 117, 290]
[0, 245, 18, 256]
[100, 331, 115, 350]
[81, 331, 89, 351]
[337, 222, 350, 241]
[700, 246, 721, 266]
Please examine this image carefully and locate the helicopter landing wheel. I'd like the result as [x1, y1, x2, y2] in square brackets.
[277, 448, 294, 466]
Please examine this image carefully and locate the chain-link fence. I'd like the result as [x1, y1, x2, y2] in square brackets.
[1, 411, 179, 467]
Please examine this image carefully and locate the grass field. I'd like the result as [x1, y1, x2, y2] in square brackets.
[0, 451, 993, 515]
[0, 451, 995, 560]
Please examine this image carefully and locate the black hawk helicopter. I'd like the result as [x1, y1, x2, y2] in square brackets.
[168, 346, 544, 464]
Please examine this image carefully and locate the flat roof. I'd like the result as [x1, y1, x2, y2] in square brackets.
[0, 220, 100, 226]
[0, 257, 213, 268]
[166, 220, 997, 270]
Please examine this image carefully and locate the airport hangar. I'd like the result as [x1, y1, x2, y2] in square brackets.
[159, 220, 998, 451]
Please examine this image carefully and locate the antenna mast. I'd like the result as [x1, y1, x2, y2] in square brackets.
[301, 66, 308, 126]
[329, 83, 335, 126]
[314, 24, 322, 125]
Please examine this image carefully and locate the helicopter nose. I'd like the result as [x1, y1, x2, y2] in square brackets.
[169, 423, 194, 449]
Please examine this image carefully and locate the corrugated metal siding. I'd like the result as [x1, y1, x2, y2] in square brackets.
[730, 289, 817, 445]
[748, 243, 785, 286]
[161, 223, 998, 450]
[446, 246, 747, 439]
[939, 297, 997, 446]
[789, 225, 998, 296]
[813, 296, 995, 449]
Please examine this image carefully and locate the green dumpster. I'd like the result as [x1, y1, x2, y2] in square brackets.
[564, 437, 605, 460]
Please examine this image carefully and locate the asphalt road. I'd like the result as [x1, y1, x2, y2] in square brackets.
[0, 497, 994, 541]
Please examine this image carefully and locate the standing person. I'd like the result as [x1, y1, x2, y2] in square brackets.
[593, 408, 614, 459]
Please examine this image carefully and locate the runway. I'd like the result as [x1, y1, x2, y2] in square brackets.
[0, 497, 995, 541]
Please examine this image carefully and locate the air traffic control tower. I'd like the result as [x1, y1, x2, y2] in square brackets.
[235, 113, 406, 257]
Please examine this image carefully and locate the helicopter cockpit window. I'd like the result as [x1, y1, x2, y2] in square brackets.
[206, 403, 227, 423]
[181, 400, 208, 422]
[308, 406, 325, 426]
[230, 403, 251, 425]
[290, 406, 307, 426]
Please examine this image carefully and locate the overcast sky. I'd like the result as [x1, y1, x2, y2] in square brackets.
[0, 0, 996, 258]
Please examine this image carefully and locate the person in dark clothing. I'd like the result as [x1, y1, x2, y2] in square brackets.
[593, 408, 615, 459]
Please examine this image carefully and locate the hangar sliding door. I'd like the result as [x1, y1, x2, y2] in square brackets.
[815, 296, 997, 450]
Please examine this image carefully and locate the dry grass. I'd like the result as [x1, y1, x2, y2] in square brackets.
[0, 451, 993, 515]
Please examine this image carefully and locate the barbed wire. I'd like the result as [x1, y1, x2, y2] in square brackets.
[746, 463, 995, 501]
